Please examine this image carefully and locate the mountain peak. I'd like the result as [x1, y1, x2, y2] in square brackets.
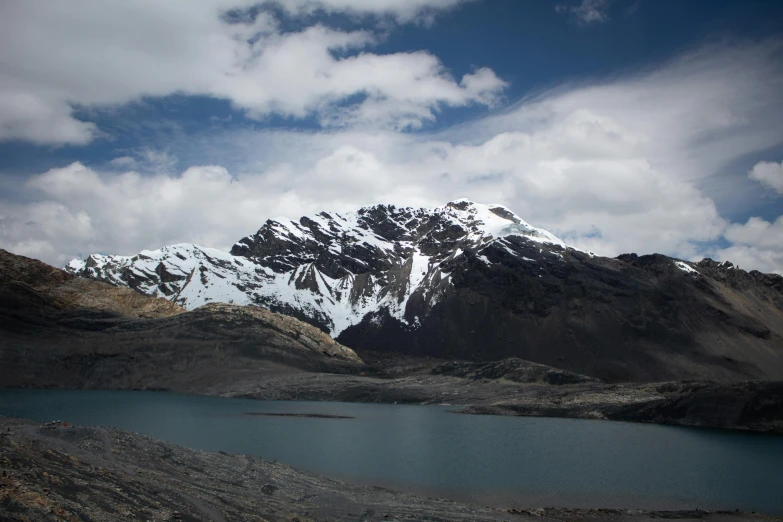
[67, 200, 574, 336]
[437, 199, 568, 249]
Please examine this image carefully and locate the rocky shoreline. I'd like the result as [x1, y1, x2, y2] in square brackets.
[1, 417, 780, 522]
[4, 356, 782, 434]
[170, 358, 783, 435]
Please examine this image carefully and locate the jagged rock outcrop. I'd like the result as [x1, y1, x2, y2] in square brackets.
[65, 200, 783, 383]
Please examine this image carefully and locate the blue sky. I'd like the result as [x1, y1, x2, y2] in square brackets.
[1, 0, 782, 273]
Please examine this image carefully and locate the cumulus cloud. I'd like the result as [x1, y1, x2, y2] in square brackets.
[1, 40, 783, 274]
[724, 216, 783, 251]
[0, 92, 98, 146]
[715, 217, 783, 275]
[461, 41, 783, 182]
[0, 0, 499, 145]
[748, 161, 783, 194]
[1, 162, 287, 263]
[0, 123, 723, 266]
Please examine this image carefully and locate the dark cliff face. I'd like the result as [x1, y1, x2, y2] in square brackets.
[227, 202, 515, 278]
[64, 201, 783, 384]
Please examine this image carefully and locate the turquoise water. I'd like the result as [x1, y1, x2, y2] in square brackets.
[1, 389, 781, 514]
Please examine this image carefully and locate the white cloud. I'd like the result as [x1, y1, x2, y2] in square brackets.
[0, 0, 499, 145]
[724, 216, 783, 251]
[748, 161, 783, 194]
[715, 216, 783, 275]
[107, 157, 137, 169]
[557, 0, 612, 25]
[1, 40, 783, 275]
[0, 92, 97, 146]
[456, 41, 783, 183]
[2, 162, 285, 263]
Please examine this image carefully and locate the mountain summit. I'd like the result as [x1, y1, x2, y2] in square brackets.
[67, 200, 576, 336]
[67, 200, 783, 383]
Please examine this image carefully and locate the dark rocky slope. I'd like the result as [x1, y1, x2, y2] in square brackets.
[1, 418, 779, 522]
[340, 251, 783, 383]
[1, 248, 183, 320]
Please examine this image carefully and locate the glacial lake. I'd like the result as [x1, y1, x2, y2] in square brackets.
[1, 389, 782, 514]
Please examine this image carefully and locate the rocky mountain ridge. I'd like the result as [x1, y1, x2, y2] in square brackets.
[67, 199, 574, 335]
[65, 200, 783, 383]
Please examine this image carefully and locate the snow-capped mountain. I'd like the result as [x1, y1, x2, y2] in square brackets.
[66, 199, 576, 336]
[66, 198, 783, 383]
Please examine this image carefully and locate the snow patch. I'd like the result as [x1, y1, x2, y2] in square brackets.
[674, 260, 699, 274]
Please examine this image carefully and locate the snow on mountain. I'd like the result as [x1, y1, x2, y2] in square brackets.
[66, 200, 580, 336]
[673, 260, 699, 275]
